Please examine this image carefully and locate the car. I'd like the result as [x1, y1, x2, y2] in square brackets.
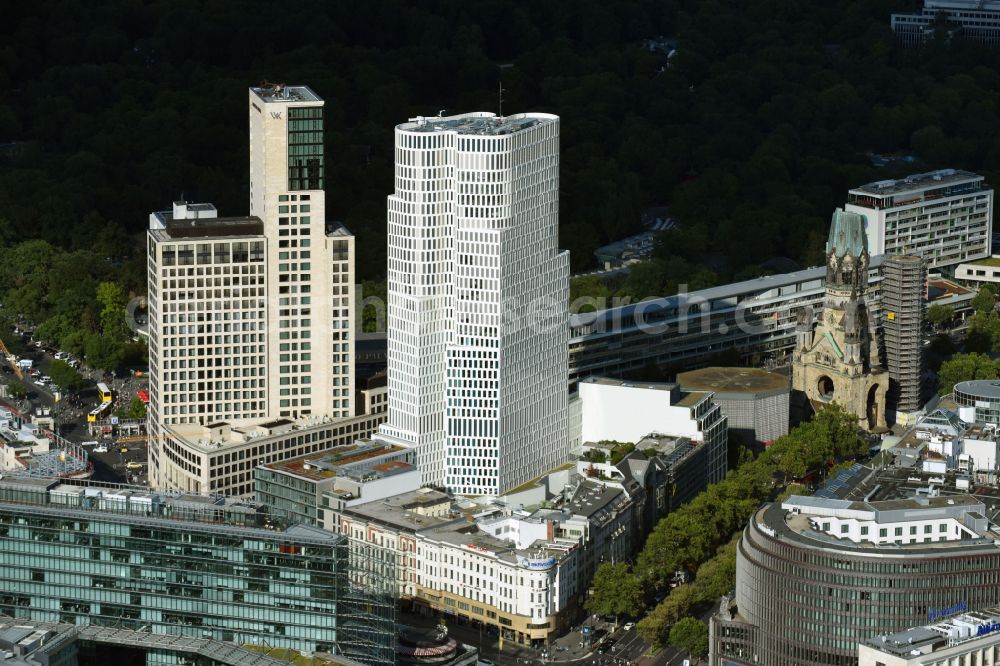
[623, 622, 635, 632]
[119, 447, 129, 453]
[55, 352, 68, 360]
[125, 462, 142, 470]
[93, 446, 108, 453]
[81, 441, 99, 447]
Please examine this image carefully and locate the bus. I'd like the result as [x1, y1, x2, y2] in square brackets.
[96, 382, 112, 403]
[87, 402, 113, 423]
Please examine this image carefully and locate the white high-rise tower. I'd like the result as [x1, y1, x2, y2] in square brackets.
[377, 112, 570, 496]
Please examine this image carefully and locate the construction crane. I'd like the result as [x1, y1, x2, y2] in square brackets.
[0, 335, 23, 380]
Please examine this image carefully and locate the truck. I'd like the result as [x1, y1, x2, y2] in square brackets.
[16, 359, 32, 370]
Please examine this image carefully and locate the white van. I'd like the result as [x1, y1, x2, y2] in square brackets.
[93, 445, 108, 454]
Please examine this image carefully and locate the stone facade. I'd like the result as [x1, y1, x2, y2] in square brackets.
[792, 209, 888, 431]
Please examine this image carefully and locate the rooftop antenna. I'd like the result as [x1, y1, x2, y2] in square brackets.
[498, 80, 505, 119]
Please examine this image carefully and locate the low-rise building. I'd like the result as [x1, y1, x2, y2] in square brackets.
[155, 409, 387, 496]
[0, 476, 397, 664]
[955, 256, 1000, 287]
[677, 366, 790, 445]
[712, 489, 1000, 666]
[255, 442, 419, 526]
[892, 0, 1000, 46]
[859, 607, 1000, 665]
[578, 377, 728, 484]
[329, 489, 580, 647]
[568, 257, 885, 386]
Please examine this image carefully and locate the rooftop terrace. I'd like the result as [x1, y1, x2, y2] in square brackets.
[397, 111, 556, 136]
[849, 168, 983, 197]
[678, 366, 789, 396]
[250, 84, 322, 104]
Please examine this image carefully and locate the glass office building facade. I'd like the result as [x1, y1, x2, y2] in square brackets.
[711, 502, 1000, 666]
[954, 379, 1000, 426]
[0, 478, 396, 666]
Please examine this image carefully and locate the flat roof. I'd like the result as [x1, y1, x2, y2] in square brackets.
[153, 216, 264, 240]
[955, 380, 1000, 400]
[262, 444, 413, 482]
[850, 169, 983, 196]
[569, 255, 885, 330]
[865, 607, 1000, 657]
[397, 111, 557, 136]
[341, 489, 453, 532]
[677, 366, 789, 395]
[580, 376, 677, 392]
[249, 84, 322, 104]
[969, 256, 1000, 267]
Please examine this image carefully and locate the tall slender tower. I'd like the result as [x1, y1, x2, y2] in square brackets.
[882, 254, 926, 420]
[248, 84, 355, 420]
[377, 112, 570, 495]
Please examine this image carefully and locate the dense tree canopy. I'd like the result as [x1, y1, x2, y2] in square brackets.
[668, 617, 709, 659]
[585, 562, 645, 619]
[2, 0, 1000, 294]
[592, 404, 867, 644]
[938, 353, 1000, 396]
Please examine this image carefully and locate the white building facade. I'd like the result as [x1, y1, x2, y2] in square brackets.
[845, 169, 993, 271]
[578, 377, 728, 484]
[378, 112, 570, 495]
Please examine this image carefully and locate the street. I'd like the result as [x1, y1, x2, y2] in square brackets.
[398, 609, 702, 666]
[1, 329, 149, 485]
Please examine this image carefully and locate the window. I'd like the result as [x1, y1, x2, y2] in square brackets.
[860, 526, 869, 536]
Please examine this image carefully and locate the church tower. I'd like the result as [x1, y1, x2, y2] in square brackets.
[792, 209, 888, 431]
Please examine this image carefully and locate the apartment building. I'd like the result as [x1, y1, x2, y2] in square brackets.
[892, 0, 1000, 46]
[845, 169, 992, 271]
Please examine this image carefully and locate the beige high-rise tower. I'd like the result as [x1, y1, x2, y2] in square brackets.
[147, 84, 361, 494]
[248, 83, 355, 420]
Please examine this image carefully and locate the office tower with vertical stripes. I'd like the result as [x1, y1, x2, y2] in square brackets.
[377, 112, 570, 496]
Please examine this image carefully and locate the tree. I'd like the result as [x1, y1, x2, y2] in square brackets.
[95, 281, 130, 341]
[6, 382, 25, 399]
[586, 563, 644, 619]
[48, 360, 85, 391]
[84, 333, 124, 372]
[971, 285, 997, 318]
[637, 584, 700, 646]
[938, 353, 1000, 395]
[927, 304, 955, 330]
[569, 275, 612, 313]
[668, 617, 709, 659]
[117, 396, 146, 420]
